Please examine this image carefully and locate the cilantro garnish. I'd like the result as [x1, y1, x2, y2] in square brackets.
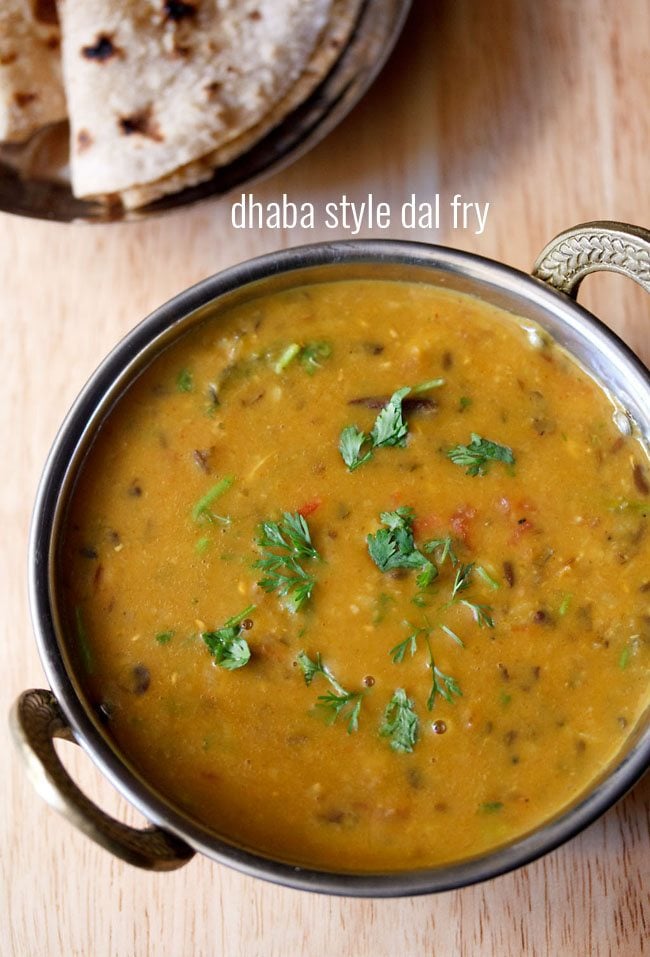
[379, 689, 419, 753]
[297, 651, 364, 733]
[448, 434, 515, 476]
[201, 605, 255, 670]
[339, 387, 412, 470]
[367, 507, 435, 587]
[255, 512, 320, 611]
[176, 369, 193, 392]
[300, 341, 332, 375]
[339, 425, 373, 471]
[390, 622, 463, 711]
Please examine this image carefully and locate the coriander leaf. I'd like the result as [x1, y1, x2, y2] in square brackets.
[339, 384, 426, 471]
[413, 378, 445, 393]
[450, 562, 474, 600]
[296, 650, 347, 696]
[297, 650, 324, 686]
[380, 688, 419, 753]
[176, 369, 193, 392]
[428, 666, 462, 710]
[300, 341, 332, 375]
[155, 630, 174, 645]
[201, 604, 255, 670]
[424, 636, 462, 711]
[448, 433, 515, 476]
[439, 624, 465, 647]
[423, 535, 459, 567]
[367, 507, 433, 577]
[339, 425, 372, 471]
[370, 387, 411, 448]
[315, 690, 364, 733]
[390, 631, 419, 663]
[475, 565, 500, 590]
[297, 651, 363, 732]
[459, 599, 495, 628]
[416, 562, 438, 589]
[255, 513, 320, 611]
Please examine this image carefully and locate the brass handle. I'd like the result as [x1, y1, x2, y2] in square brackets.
[532, 221, 650, 298]
[10, 689, 195, 870]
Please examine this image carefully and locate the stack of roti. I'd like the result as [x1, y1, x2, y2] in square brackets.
[0, 0, 362, 209]
[0, 0, 66, 142]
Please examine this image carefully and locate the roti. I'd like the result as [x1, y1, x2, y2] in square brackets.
[58, 0, 363, 208]
[0, 0, 66, 143]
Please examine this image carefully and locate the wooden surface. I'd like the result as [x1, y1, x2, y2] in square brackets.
[1, 2, 649, 955]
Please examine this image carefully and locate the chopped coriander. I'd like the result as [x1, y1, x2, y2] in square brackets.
[380, 689, 419, 753]
[372, 592, 396, 625]
[413, 377, 445, 393]
[370, 387, 411, 448]
[425, 638, 462, 711]
[315, 690, 364, 733]
[558, 593, 572, 616]
[155, 631, 174, 645]
[476, 565, 500, 590]
[448, 433, 515, 476]
[255, 512, 320, 611]
[300, 341, 332, 374]
[297, 650, 346, 695]
[176, 368, 193, 392]
[423, 535, 459, 567]
[619, 637, 639, 670]
[201, 604, 255, 670]
[297, 651, 363, 732]
[339, 386, 414, 471]
[459, 599, 495, 628]
[459, 396, 472, 411]
[367, 507, 434, 583]
[195, 537, 210, 555]
[450, 562, 474, 600]
[480, 801, 504, 813]
[192, 476, 234, 523]
[390, 629, 420, 664]
[439, 624, 465, 646]
[339, 425, 372, 471]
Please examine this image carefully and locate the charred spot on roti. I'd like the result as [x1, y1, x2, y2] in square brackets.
[170, 42, 193, 59]
[163, 0, 198, 22]
[44, 34, 60, 51]
[248, 9, 263, 20]
[76, 129, 94, 153]
[118, 106, 164, 142]
[13, 92, 38, 109]
[33, 0, 59, 26]
[0, 52, 18, 67]
[82, 34, 119, 62]
[204, 81, 223, 100]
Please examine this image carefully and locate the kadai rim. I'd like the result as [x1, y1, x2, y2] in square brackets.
[13, 223, 650, 895]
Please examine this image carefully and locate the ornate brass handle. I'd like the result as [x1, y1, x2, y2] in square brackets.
[533, 221, 650, 298]
[10, 689, 195, 870]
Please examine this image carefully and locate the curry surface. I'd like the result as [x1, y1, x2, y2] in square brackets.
[59, 280, 650, 872]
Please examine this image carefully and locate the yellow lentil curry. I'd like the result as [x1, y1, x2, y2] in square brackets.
[60, 280, 650, 872]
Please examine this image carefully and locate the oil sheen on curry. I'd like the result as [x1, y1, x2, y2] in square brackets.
[59, 280, 650, 872]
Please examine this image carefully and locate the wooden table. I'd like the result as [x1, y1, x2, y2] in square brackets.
[2, 2, 648, 954]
